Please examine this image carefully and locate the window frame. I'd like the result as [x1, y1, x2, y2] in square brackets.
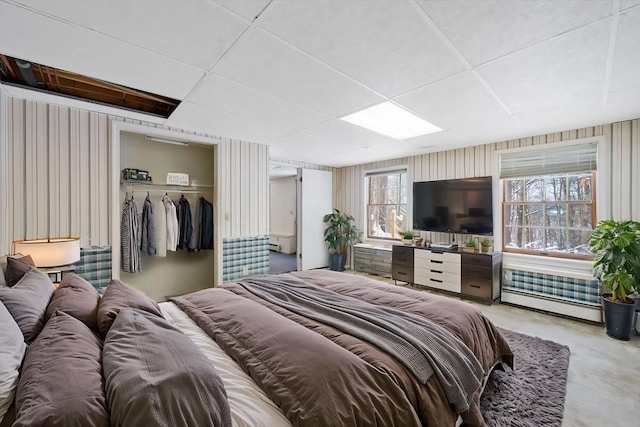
[501, 172, 596, 260]
[364, 168, 408, 241]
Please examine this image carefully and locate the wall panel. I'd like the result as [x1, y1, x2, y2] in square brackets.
[4, 97, 270, 256]
[334, 119, 640, 247]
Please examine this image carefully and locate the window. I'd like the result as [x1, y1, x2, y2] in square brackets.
[366, 169, 407, 240]
[500, 141, 597, 259]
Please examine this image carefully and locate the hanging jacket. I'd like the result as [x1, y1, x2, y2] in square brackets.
[140, 195, 156, 256]
[199, 197, 214, 250]
[177, 196, 194, 251]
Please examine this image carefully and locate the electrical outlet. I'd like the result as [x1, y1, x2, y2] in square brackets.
[242, 266, 249, 276]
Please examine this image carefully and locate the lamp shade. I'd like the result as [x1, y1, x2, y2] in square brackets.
[13, 238, 81, 268]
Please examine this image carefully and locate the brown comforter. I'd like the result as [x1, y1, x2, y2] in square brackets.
[171, 270, 512, 427]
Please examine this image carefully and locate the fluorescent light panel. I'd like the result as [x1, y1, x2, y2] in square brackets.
[340, 102, 442, 140]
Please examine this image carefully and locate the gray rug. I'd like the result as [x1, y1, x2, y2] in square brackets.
[269, 251, 297, 274]
[481, 328, 570, 427]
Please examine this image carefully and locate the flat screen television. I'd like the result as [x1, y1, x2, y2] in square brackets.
[413, 177, 493, 235]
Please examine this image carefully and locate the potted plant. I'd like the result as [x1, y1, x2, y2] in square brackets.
[399, 231, 415, 246]
[323, 209, 359, 271]
[589, 219, 640, 340]
[480, 238, 492, 253]
[463, 237, 478, 253]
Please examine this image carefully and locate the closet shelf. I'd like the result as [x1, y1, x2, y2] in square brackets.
[122, 181, 213, 194]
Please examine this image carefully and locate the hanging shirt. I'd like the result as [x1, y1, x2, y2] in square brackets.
[163, 195, 179, 251]
[121, 197, 142, 273]
[153, 197, 167, 257]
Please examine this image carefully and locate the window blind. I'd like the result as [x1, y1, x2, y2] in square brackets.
[499, 142, 597, 179]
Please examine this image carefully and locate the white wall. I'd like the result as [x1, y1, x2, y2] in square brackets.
[269, 177, 296, 236]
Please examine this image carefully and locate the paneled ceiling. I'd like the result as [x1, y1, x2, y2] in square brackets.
[0, 0, 638, 167]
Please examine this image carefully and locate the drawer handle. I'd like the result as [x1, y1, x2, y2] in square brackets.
[471, 258, 482, 263]
[430, 269, 443, 274]
[470, 284, 481, 289]
[470, 270, 479, 274]
[398, 271, 407, 276]
[430, 260, 443, 264]
[430, 278, 443, 283]
[398, 258, 408, 263]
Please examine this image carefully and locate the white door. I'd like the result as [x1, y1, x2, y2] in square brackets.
[297, 169, 333, 270]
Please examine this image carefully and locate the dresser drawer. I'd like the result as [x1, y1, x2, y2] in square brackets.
[392, 264, 414, 282]
[461, 278, 492, 299]
[460, 253, 492, 268]
[392, 245, 414, 266]
[416, 276, 461, 293]
[415, 257, 460, 273]
[417, 250, 461, 265]
[460, 264, 492, 280]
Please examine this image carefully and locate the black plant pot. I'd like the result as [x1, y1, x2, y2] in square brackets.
[329, 253, 346, 271]
[602, 294, 636, 341]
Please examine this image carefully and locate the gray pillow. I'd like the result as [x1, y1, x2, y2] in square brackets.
[0, 267, 54, 344]
[13, 311, 109, 427]
[5, 256, 35, 288]
[103, 308, 231, 427]
[97, 279, 163, 338]
[46, 273, 100, 330]
[0, 301, 26, 424]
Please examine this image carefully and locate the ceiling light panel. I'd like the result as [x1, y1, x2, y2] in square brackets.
[340, 102, 442, 140]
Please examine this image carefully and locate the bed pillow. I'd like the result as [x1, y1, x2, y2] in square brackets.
[4, 255, 34, 288]
[97, 279, 163, 338]
[46, 273, 100, 330]
[103, 308, 231, 427]
[0, 254, 26, 287]
[0, 267, 54, 344]
[0, 301, 26, 425]
[13, 311, 109, 427]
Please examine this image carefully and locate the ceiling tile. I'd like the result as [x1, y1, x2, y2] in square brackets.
[620, 0, 640, 10]
[259, 0, 467, 97]
[451, 116, 525, 146]
[213, 0, 273, 22]
[394, 71, 510, 129]
[301, 120, 399, 149]
[604, 87, 640, 123]
[268, 132, 351, 164]
[476, 19, 611, 114]
[419, 0, 612, 66]
[0, 2, 204, 99]
[515, 96, 605, 135]
[187, 73, 331, 129]
[211, 27, 384, 116]
[609, 6, 640, 92]
[166, 101, 293, 143]
[8, 0, 249, 70]
[402, 130, 464, 150]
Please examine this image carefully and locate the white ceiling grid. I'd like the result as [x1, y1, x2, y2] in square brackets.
[0, 0, 638, 167]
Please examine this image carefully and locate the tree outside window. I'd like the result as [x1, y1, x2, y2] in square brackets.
[367, 171, 407, 240]
[503, 172, 595, 258]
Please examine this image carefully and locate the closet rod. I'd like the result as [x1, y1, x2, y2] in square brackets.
[135, 188, 205, 194]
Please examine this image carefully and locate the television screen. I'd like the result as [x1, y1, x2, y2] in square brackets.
[413, 177, 493, 235]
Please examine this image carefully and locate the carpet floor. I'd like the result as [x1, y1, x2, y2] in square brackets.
[269, 251, 297, 274]
[481, 328, 570, 427]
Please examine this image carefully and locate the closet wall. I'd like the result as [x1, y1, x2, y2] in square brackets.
[2, 94, 270, 292]
[119, 134, 215, 300]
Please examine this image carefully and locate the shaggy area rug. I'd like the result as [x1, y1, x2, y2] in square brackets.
[480, 328, 570, 427]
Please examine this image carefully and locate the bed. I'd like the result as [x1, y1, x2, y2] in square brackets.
[0, 262, 512, 427]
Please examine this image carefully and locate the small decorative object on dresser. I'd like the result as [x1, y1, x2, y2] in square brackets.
[413, 236, 424, 247]
[480, 238, 492, 253]
[463, 238, 478, 253]
[399, 231, 415, 246]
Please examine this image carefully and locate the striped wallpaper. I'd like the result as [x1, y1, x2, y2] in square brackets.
[334, 120, 640, 245]
[0, 95, 269, 279]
